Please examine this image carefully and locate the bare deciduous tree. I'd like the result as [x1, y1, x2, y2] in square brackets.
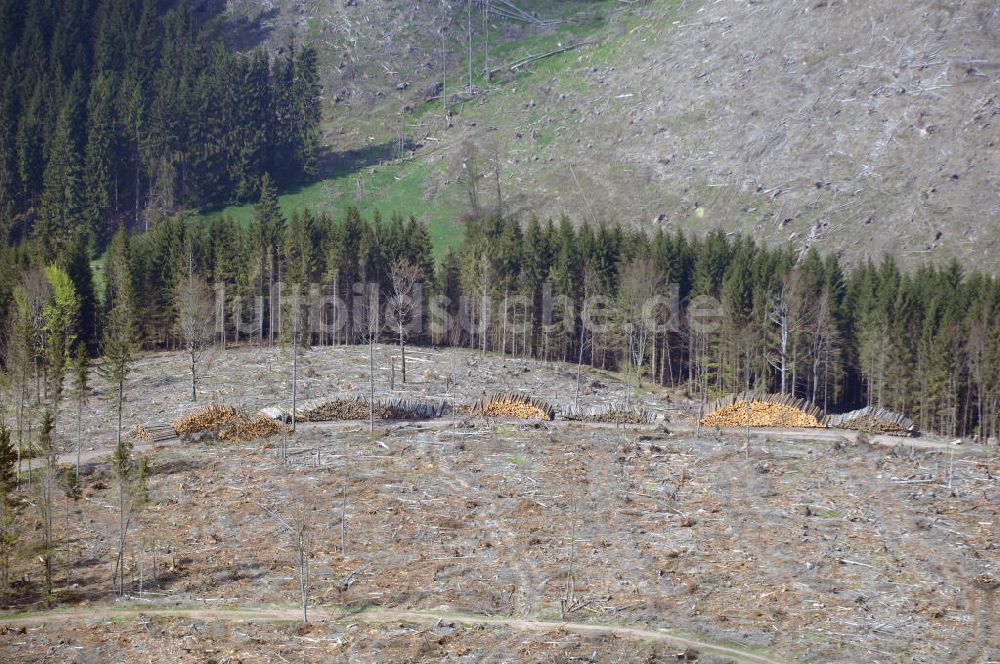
[768, 269, 809, 395]
[259, 498, 312, 623]
[174, 253, 215, 402]
[110, 437, 148, 596]
[389, 258, 423, 385]
[355, 282, 383, 433]
[619, 259, 658, 404]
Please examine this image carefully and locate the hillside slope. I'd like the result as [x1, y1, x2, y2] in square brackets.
[225, 0, 999, 269]
[504, 0, 999, 268]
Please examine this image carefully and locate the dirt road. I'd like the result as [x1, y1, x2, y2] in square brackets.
[38, 417, 991, 473]
[0, 604, 785, 663]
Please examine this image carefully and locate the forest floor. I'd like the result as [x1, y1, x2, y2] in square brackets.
[2, 345, 998, 662]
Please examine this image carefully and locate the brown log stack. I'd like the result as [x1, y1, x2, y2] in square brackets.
[827, 407, 916, 436]
[172, 403, 289, 442]
[466, 392, 555, 421]
[700, 393, 827, 428]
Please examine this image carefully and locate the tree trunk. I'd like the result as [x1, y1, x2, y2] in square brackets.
[299, 532, 308, 623]
[369, 340, 375, 433]
[190, 346, 197, 401]
[76, 396, 82, 477]
[292, 331, 298, 433]
[574, 318, 585, 411]
[467, 0, 473, 94]
[399, 323, 406, 384]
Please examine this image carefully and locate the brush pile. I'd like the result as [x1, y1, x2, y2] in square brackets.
[294, 397, 443, 422]
[173, 404, 288, 442]
[466, 392, 555, 421]
[564, 405, 652, 424]
[827, 407, 915, 436]
[700, 393, 826, 428]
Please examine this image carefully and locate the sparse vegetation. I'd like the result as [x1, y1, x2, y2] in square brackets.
[0, 0, 996, 661]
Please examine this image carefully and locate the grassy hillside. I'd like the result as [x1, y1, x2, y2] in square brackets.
[220, 0, 1000, 268]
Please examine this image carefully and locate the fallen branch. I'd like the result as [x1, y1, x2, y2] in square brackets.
[509, 40, 601, 72]
[837, 558, 877, 570]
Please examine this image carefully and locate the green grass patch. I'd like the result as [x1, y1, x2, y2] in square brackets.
[206, 158, 466, 259]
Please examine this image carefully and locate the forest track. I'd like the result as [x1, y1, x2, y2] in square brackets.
[0, 604, 786, 663]
[41, 418, 994, 472]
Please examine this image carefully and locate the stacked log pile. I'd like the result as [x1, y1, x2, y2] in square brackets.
[173, 404, 240, 436]
[294, 397, 443, 422]
[173, 403, 289, 442]
[700, 393, 827, 428]
[382, 399, 445, 420]
[827, 407, 915, 436]
[217, 414, 288, 442]
[128, 424, 177, 443]
[466, 392, 555, 421]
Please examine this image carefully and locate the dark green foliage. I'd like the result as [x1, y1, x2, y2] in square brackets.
[0, 0, 324, 252]
[0, 421, 20, 593]
[62, 235, 98, 351]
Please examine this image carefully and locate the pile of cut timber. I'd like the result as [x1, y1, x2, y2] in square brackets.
[700, 393, 826, 428]
[173, 404, 239, 436]
[565, 405, 652, 425]
[827, 407, 915, 436]
[128, 424, 177, 443]
[217, 414, 288, 442]
[294, 397, 443, 422]
[467, 392, 555, 421]
[173, 403, 289, 442]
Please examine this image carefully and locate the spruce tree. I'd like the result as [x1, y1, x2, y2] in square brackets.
[0, 422, 20, 594]
[38, 93, 85, 259]
[83, 71, 117, 247]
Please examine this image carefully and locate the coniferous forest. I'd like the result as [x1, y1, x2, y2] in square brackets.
[0, 0, 322, 254]
[0, 0, 997, 444]
[0, 2, 999, 657]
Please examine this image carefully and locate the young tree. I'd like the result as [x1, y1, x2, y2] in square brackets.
[36, 412, 57, 600]
[43, 265, 80, 410]
[282, 283, 308, 432]
[101, 262, 138, 464]
[259, 498, 312, 623]
[389, 258, 423, 384]
[0, 422, 21, 594]
[619, 259, 658, 402]
[174, 255, 215, 401]
[110, 436, 148, 596]
[72, 343, 89, 477]
[355, 282, 382, 433]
